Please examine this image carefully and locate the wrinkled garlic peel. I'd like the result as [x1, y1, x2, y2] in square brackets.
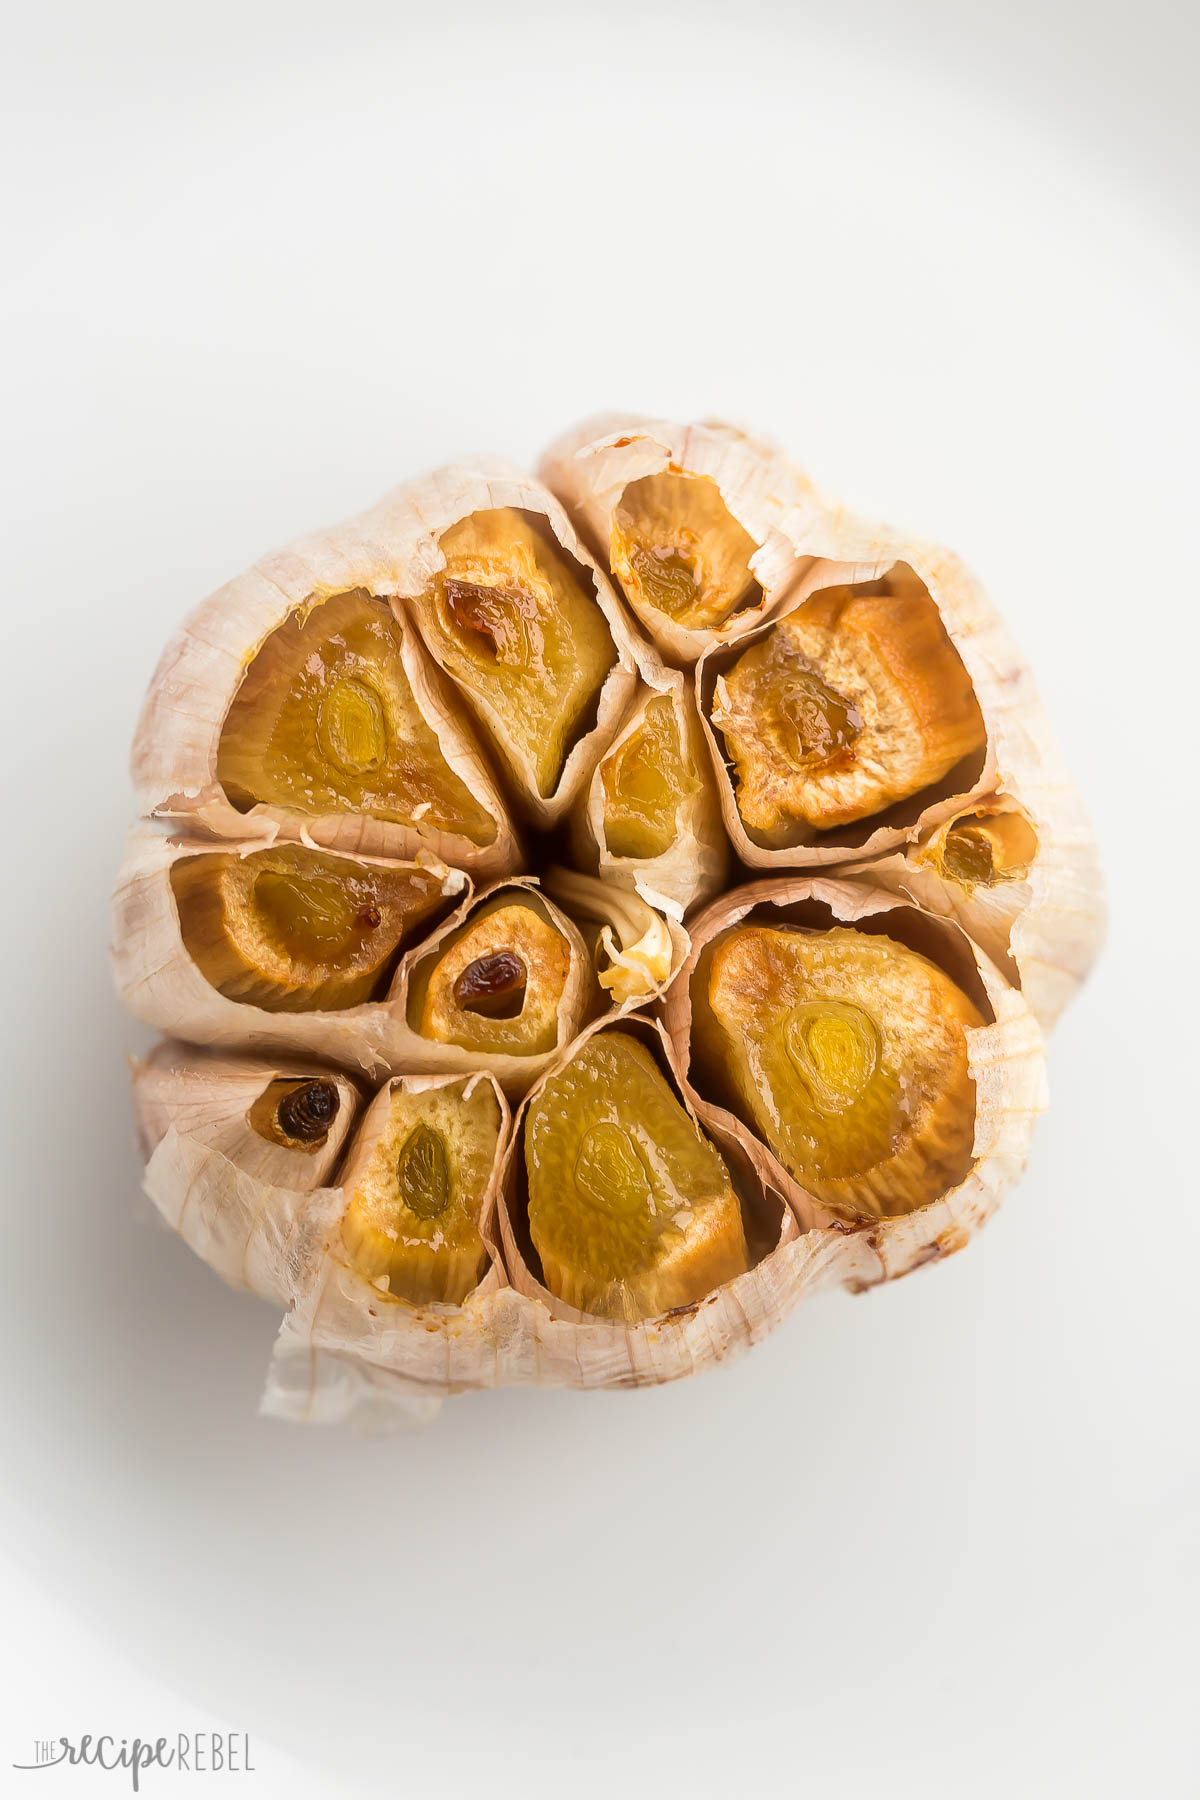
[114, 422, 1103, 1419]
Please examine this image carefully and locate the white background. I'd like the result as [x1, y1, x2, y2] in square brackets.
[1, 1, 1197, 1795]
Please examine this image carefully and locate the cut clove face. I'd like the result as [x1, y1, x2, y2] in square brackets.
[925, 807, 1038, 889]
[340, 1078, 501, 1305]
[711, 566, 987, 844]
[249, 1076, 342, 1151]
[417, 899, 571, 1056]
[170, 845, 446, 1013]
[216, 589, 498, 846]
[599, 693, 700, 862]
[411, 509, 616, 802]
[610, 473, 762, 632]
[691, 924, 984, 1222]
[524, 1030, 749, 1320]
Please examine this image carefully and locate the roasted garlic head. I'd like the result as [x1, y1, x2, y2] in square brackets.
[114, 424, 1102, 1424]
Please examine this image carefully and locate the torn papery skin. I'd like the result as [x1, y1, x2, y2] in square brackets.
[132, 1044, 364, 1305]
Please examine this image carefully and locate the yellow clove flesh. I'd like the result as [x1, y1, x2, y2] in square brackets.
[525, 1031, 749, 1319]
[693, 924, 984, 1221]
[929, 808, 1038, 888]
[712, 567, 987, 843]
[610, 473, 761, 631]
[416, 899, 573, 1057]
[340, 1079, 500, 1305]
[217, 589, 497, 845]
[599, 693, 700, 861]
[411, 510, 615, 800]
[170, 845, 446, 1012]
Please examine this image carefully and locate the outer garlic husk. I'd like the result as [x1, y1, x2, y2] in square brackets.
[663, 874, 1048, 1282]
[133, 1049, 512, 1423]
[263, 1069, 512, 1422]
[377, 458, 641, 826]
[539, 414, 826, 665]
[132, 1042, 363, 1304]
[570, 669, 730, 920]
[694, 513, 1105, 1023]
[130, 493, 521, 877]
[111, 827, 468, 1079]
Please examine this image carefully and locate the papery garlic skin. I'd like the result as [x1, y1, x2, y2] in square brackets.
[131, 1044, 361, 1303]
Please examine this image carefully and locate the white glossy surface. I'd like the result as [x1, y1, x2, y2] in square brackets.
[1, 2, 1196, 1794]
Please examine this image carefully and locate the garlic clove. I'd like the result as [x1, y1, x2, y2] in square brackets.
[391, 877, 596, 1098]
[131, 503, 520, 876]
[336, 1074, 503, 1306]
[112, 828, 467, 1077]
[610, 473, 762, 633]
[263, 1071, 517, 1413]
[385, 461, 639, 825]
[710, 566, 987, 844]
[168, 841, 449, 1012]
[540, 415, 825, 664]
[664, 873, 1047, 1265]
[523, 1027, 749, 1320]
[573, 672, 730, 918]
[692, 922, 983, 1222]
[416, 898, 574, 1058]
[217, 590, 504, 852]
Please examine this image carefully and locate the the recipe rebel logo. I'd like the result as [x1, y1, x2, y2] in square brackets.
[12, 1734, 255, 1789]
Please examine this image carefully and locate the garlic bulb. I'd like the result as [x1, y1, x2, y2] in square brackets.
[113, 421, 1102, 1423]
